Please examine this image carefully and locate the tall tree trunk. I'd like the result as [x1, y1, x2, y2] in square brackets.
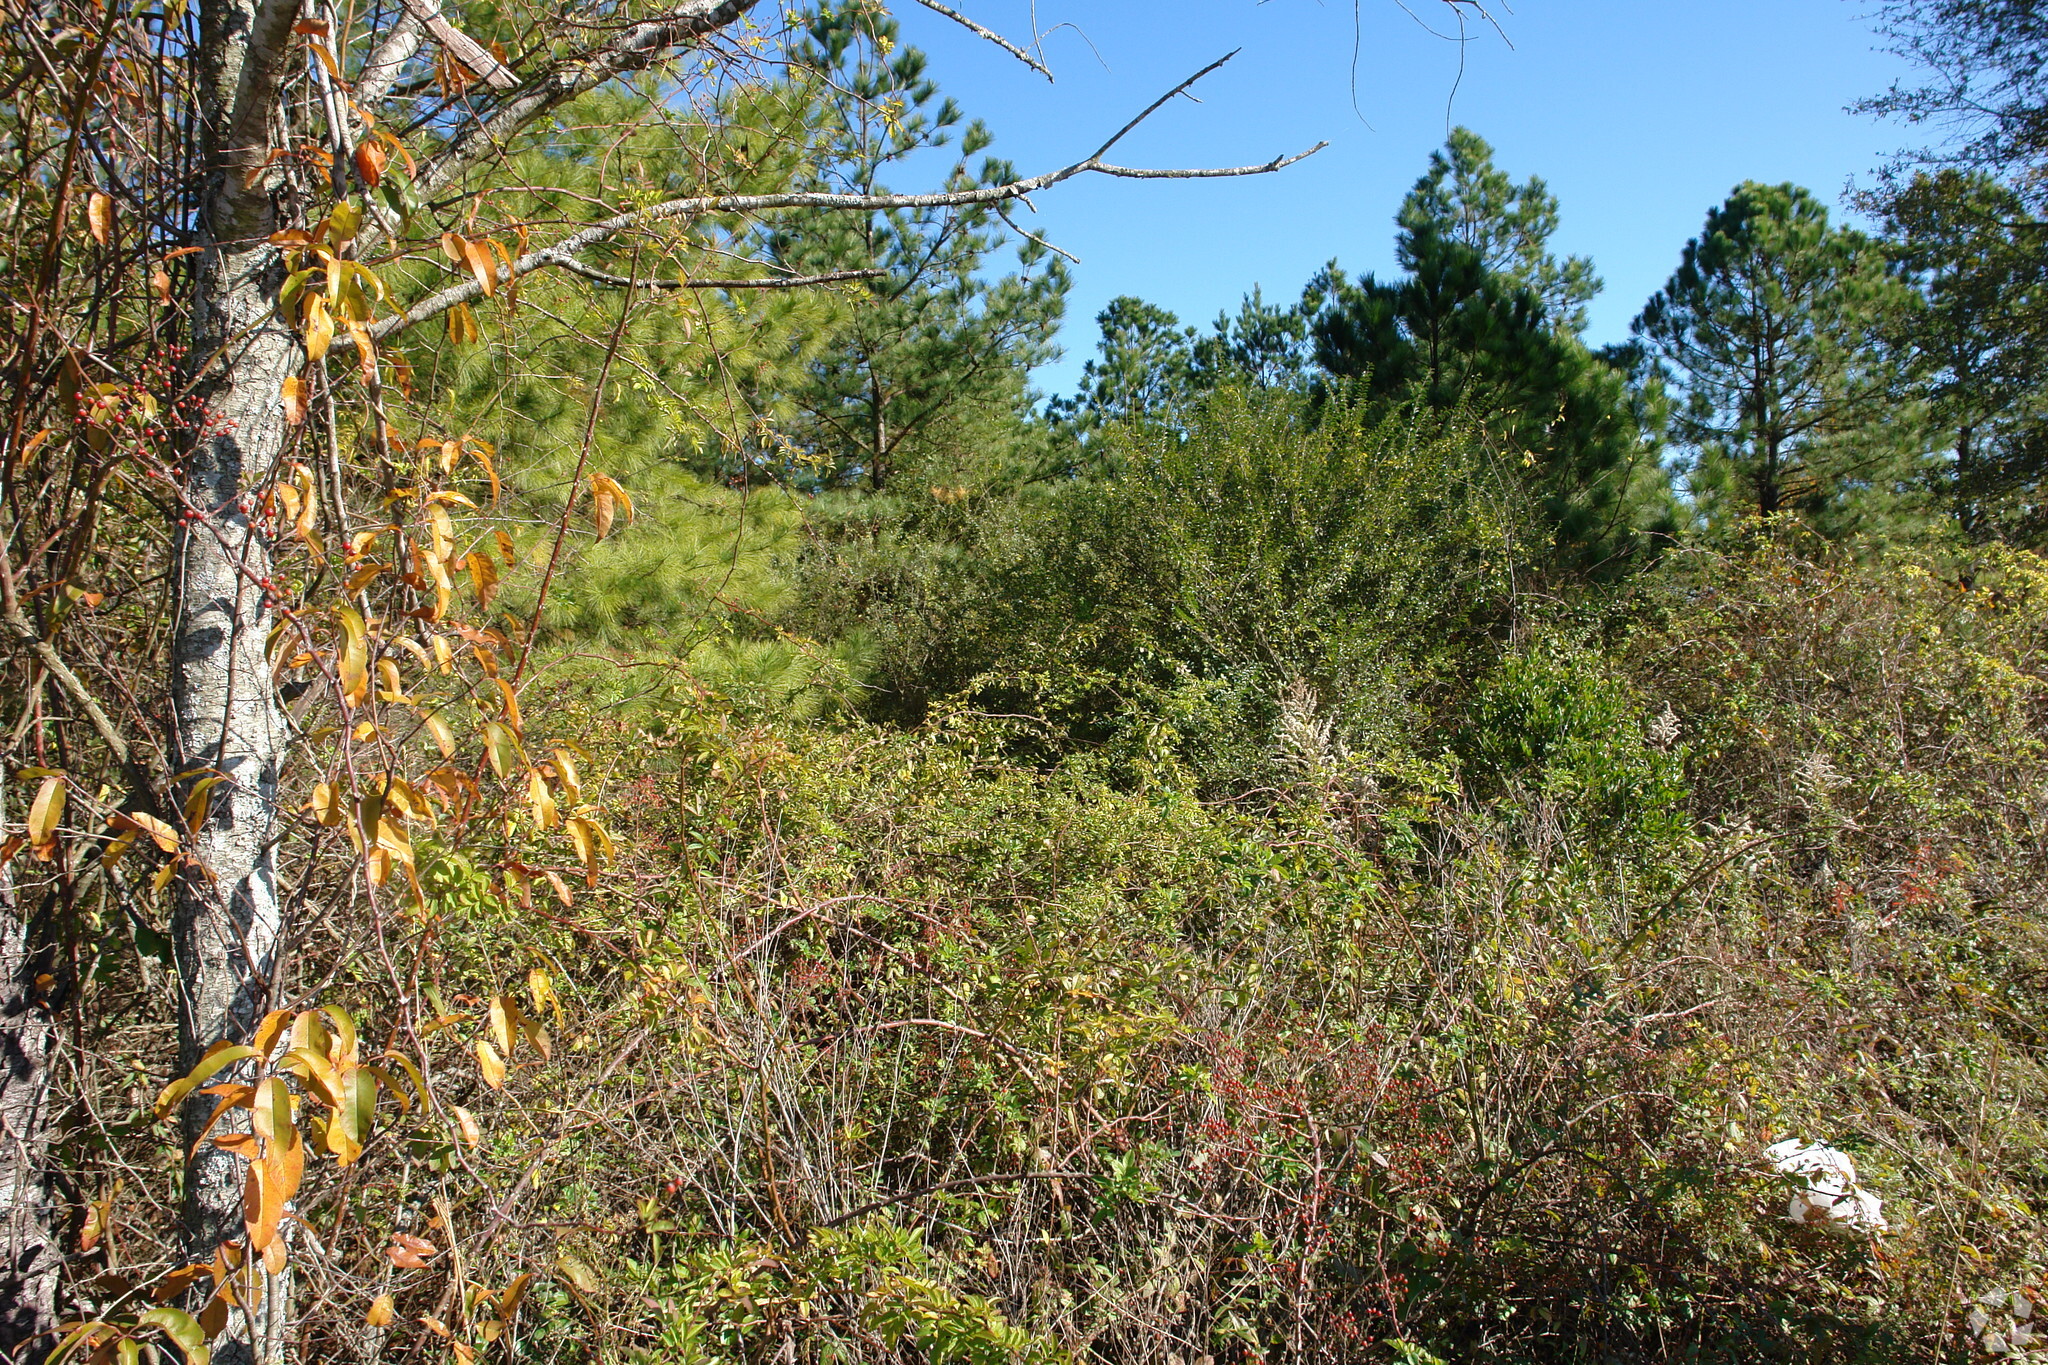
[1757, 429, 1782, 518]
[177, 0, 301, 1350]
[0, 783, 58, 1353]
[174, 236, 296, 1364]
[1956, 423, 1981, 540]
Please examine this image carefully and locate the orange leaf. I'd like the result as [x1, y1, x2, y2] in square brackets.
[281, 375, 308, 426]
[366, 1294, 397, 1327]
[354, 140, 388, 189]
[464, 552, 499, 609]
[494, 677, 522, 734]
[461, 237, 497, 298]
[86, 192, 113, 245]
[243, 1160, 284, 1252]
[387, 1233, 437, 1269]
[589, 474, 632, 540]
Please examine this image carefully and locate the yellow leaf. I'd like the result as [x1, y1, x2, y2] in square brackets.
[489, 995, 516, 1056]
[527, 966, 557, 1016]
[499, 1272, 534, 1318]
[419, 710, 456, 758]
[26, 774, 64, 860]
[281, 375, 308, 426]
[103, 829, 138, 868]
[366, 1295, 396, 1327]
[564, 817, 612, 886]
[426, 502, 455, 563]
[554, 1252, 602, 1296]
[303, 293, 334, 362]
[289, 463, 320, 549]
[326, 199, 362, 244]
[465, 552, 499, 609]
[447, 301, 480, 345]
[182, 775, 223, 833]
[110, 810, 180, 853]
[521, 1012, 551, 1062]
[526, 768, 557, 830]
[550, 748, 582, 805]
[336, 606, 370, 708]
[475, 1039, 506, 1090]
[471, 442, 503, 506]
[87, 191, 113, 245]
[494, 529, 515, 564]
[481, 721, 520, 779]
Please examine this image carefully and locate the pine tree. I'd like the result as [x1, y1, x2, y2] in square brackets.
[1637, 181, 1923, 533]
[1860, 0, 2048, 194]
[1053, 296, 1199, 432]
[1310, 228, 1669, 576]
[1879, 169, 2048, 541]
[767, 3, 1068, 492]
[1397, 127, 1602, 333]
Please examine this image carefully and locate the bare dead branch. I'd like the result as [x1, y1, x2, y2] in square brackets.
[913, 0, 1052, 81]
[402, 0, 762, 207]
[358, 139, 1321, 344]
[1089, 50, 1240, 163]
[551, 260, 885, 290]
[357, 52, 1322, 346]
[1, 614, 130, 767]
[396, 0, 519, 90]
[997, 204, 1079, 264]
[354, 11, 423, 104]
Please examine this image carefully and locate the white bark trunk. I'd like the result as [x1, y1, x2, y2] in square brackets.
[175, 231, 295, 1364]
[0, 781, 57, 1352]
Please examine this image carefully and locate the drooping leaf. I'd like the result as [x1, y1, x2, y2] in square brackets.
[27, 774, 66, 859]
[475, 1038, 506, 1090]
[281, 375, 308, 425]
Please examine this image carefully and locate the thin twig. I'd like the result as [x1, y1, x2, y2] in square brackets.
[913, 0, 1052, 81]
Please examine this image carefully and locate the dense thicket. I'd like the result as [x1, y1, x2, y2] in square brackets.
[15, 1, 2048, 1363]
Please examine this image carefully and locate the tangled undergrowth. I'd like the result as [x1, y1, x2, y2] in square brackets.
[76, 541, 2032, 1364]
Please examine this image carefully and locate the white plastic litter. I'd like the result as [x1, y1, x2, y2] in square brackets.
[1766, 1138, 1889, 1237]
[1968, 1287, 2043, 1356]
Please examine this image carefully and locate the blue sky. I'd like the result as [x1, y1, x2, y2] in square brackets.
[885, 0, 1926, 397]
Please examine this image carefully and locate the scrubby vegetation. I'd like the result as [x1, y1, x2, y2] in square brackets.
[11, 1, 2048, 1362]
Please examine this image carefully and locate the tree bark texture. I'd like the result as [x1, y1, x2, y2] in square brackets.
[0, 773, 57, 1351]
[174, 234, 294, 1359]
[177, 0, 301, 1350]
